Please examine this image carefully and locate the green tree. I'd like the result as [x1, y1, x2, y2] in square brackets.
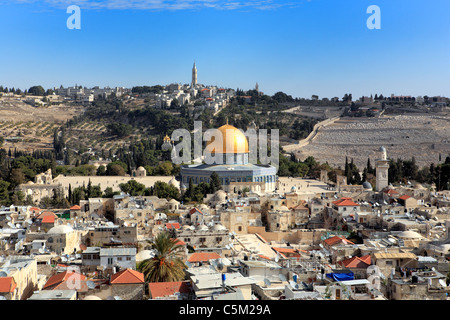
[209, 172, 222, 194]
[106, 162, 127, 176]
[96, 165, 106, 176]
[119, 179, 146, 196]
[28, 85, 45, 96]
[137, 231, 186, 283]
[0, 180, 10, 206]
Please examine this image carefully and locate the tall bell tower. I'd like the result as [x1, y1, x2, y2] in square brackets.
[191, 61, 197, 88]
[376, 146, 389, 191]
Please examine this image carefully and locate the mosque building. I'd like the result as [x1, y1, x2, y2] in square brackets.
[180, 123, 278, 194]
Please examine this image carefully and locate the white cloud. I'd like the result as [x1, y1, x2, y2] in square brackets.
[6, 0, 301, 11]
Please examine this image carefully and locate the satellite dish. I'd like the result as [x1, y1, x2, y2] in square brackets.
[6, 216, 11, 221]
[0, 271, 8, 277]
[289, 280, 298, 289]
[86, 280, 96, 289]
[185, 261, 192, 268]
[38, 248, 45, 254]
[264, 279, 271, 287]
[279, 274, 287, 282]
[114, 296, 122, 300]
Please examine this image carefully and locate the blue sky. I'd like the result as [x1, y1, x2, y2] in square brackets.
[1, 0, 449, 98]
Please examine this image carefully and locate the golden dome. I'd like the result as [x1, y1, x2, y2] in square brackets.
[205, 124, 249, 154]
[163, 135, 171, 142]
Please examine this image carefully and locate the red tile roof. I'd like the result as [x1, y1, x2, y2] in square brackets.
[171, 238, 186, 246]
[37, 211, 57, 220]
[148, 281, 190, 299]
[399, 195, 411, 200]
[70, 205, 81, 210]
[110, 268, 144, 284]
[337, 255, 371, 269]
[187, 252, 221, 263]
[384, 189, 399, 194]
[272, 247, 302, 258]
[166, 222, 180, 230]
[332, 197, 359, 207]
[0, 277, 16, 293]
[43, 271, 87, 290]
[41, 215, 55, 224]
[323, 236, 355, 246]
[189, 208, 202, 215]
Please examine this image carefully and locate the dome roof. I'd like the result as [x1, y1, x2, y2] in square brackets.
[214, 190, 227, 201]
[169, 177, 179, 188]
[379, 146, 386, 153]
[205, 124, 249, 154]
[279, 205, 290, 212]
[362, 181, 372, 190]
[397, 230, 422, 239]
[137, 166, 145, 171]
[47, 225, 74, 234]
[83, 295, 102, 300]
[168, 198, 180, 204]
[213, 223, 227, 231]
[197, 224, 209, 231]
[136, 250, 155, 262]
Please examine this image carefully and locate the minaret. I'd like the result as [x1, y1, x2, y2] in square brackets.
[255, 82, 259, 93]
[375, 146, 389, 191]
[192, 61, 197, 88]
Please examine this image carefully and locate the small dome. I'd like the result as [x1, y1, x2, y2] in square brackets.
[414, 183, 425, 189]
[279, 205, 290, 212]
[168, 198, 180, 204]
[379, 146, 386, 153]
[169, 177, 179, 188]
[291, 186, 297, 192]
[47, 225, 74, 234]
[197, 224, 209, 232]
[397, 230, 422, 239]
[136, 250, 155, 262]
[213, 190, 227, 201]
[213, 223, 227, 231]
[83, 295, 102, 300]
[137, 166, 145, 171]
[362, 182, 372, 190]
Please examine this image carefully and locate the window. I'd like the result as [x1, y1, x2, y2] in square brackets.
[126, 257, 131, 261]
[108, 258, 113, 265]
[386, 260, 393, 265]
[117, 257, 122, 261]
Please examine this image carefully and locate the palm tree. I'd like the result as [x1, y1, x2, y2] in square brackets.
[137, 231, 186, 283]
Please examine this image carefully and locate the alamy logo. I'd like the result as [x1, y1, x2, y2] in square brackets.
[67, 5, 81, 30]
[367, 5, 381, 30]
[167, 121, 279, 168]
